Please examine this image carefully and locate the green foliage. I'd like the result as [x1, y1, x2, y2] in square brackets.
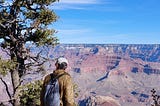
[19, 80, 43, 106]
[0, 9, 9, 23]
[0, 57, 16, 76]
[39, 9, 58, 25]
[31, 29, 59, 46]
[0, 0, 60, 80]
[0, 0, 60, 105]
[0, 0, 59, 48]
[34, 0, 59, 5]
[25, 11, 38, 20]
[73, 83, 80, 98]
[25, 9, 58, 25]
[19, 81, 79, 106]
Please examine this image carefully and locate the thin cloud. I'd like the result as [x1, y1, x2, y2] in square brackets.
[58, 0, 100, 4]
[52, 0, 111, 10]
[52, 4, 86, 10]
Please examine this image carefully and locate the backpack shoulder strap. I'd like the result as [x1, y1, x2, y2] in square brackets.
[50, 73, 54, 79]
[50, 72, 69, 81]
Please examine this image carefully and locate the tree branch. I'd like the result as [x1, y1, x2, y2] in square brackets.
[0, 23, 6, 28]
[0, 77, 12, 100]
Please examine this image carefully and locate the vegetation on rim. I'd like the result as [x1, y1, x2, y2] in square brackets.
[0, 0, 59, 105]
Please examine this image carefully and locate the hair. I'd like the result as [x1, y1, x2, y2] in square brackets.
[57, 62, 68, 70]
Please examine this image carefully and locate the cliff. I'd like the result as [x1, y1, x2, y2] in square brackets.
[0, 44, 160, 106]
[51, 44, 160, 106]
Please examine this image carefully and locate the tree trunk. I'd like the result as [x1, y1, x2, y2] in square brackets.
[10, 44, 21, 106]
[11, 69, 20, 106]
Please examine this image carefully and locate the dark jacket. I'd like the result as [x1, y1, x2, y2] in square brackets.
[40, 69, 75, 106]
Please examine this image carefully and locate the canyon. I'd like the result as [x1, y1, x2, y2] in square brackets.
[51, 44, 160, 106]
[0, 44, 160, 106]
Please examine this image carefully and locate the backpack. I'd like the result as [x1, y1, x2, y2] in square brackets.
[44, 73, 67, 106]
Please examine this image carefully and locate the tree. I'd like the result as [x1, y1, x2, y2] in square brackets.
[0, 0, 59, 105]
[151, 89, 160, 106]
[19, 80, 43, 106]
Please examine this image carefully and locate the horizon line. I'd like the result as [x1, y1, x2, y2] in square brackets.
[57, 43, 160, 45]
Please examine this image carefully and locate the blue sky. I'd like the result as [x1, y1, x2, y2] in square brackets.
[51, 0, 160, 44]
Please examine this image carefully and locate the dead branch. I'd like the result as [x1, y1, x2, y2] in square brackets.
[0, 77, 12, 100]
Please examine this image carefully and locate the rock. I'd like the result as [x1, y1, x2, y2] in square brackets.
[79, 95, 121, 106]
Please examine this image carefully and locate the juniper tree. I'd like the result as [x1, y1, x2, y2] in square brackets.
[0, 0, 59, 105]
[151, 89, 160, 106]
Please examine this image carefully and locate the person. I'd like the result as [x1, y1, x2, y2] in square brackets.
[40, 57, 75, 106]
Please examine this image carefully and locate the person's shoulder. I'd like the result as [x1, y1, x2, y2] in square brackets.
[63, 72, 71, 77]
[61, 72, 72, 81]
[43, 73, 52, 83]
[58, 72, 71, 80]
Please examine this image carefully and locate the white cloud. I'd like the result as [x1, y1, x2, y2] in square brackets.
[52, 0, 110, 10]
[58, 0, 99, 4]
[52, 4, 86, 10]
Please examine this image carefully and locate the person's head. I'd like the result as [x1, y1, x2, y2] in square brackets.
[55, 57, 68, 70]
